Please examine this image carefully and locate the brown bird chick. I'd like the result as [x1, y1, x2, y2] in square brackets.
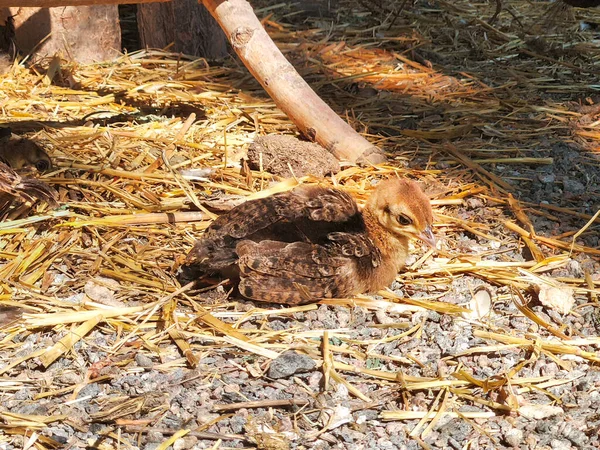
[0, 305, 22, 327]
[0, 128, 52, 173]
[181, 178, 434, 305]
[0, 160, 57, 219]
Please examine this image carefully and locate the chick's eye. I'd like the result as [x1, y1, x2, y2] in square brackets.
[35, 160, 49, 171]
[397, 214, 412, 226]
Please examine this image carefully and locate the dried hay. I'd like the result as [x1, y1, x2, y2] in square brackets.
[0, 0, 600, 448]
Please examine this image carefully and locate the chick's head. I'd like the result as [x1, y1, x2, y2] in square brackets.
[0, 133, 52, 173]
[367, 178, 435, 246]
[14, 140, 52, 172]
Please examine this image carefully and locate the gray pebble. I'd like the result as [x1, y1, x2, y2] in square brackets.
[551, 438, 572, 450]
[562, 423, 588, 447]
[13, 388, 32, 401]
[15, 402, 48, 416]
[563, 178, 585, 195]
[143, 444, 161, 450]
[77, 383, 100, 399]
[135, 353, 153, 368]
[504, 428, 524, 447]
[538, 173, 556, 184]
[268, 350, 316, 379]
[146, 430, 163, 443]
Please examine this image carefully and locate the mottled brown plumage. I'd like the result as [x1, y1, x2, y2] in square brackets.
[0, 305, 22, 327]
[181, 178, 434, 305]
[0, 161, 57, 220]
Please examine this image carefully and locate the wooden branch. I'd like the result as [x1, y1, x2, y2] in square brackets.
[0, 0, 168, 6]
[201, 0, 386, 164]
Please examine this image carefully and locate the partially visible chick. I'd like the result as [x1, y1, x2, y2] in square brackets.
[0, 306, 22, 327]
[181, 178, 434, 305]
[0, 128, 52, 173]
[0, 160, 58, 219]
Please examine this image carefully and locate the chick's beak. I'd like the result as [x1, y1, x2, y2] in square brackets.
[418, 225, 436, 248]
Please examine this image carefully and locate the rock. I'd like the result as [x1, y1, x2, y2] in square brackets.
[503, 428, 524, 447]
[562, 423, 588, 447]
[550, 439, 571, 450]
[538, 173, 556, 184]
[519, 404, 564, 419]
[174, 436, 198, 450]
[84, 277, 123, 307]
[15, 402, 49, 415]
[135, 353, 153, 368]
[562, 178, 585, 196]
[268, 350, 316, 379]
[537, 282, 575, 315]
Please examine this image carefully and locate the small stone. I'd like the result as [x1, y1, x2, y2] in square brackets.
[84, 279, 122, 306]
[537, 282, 575, 315]
[503, 428, 524, 447]
[519, 404, 563, 419]
[15, 402, 48, 416]
[566, 259, 583, 278]
[13, 388, 32, 401]
[538, 173, 555, 184]
[49, 431, 68, 445]
[143, 444, 160, 450]
[135, 353, 153, 368]
[562, 178, 585, 195]
[268, 350, 316, 379]
[550, 439, 571, 450]
[562, 423, 588, 447]
[173, 436, 198, 450]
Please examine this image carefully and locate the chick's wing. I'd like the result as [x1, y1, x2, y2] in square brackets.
[0, 162, 57, 218]
[236, 239, 353, 304]
[326, 231, 382, 267]
[235, 233, 376, 305]
[207, 185, 359, 240]
[184, 185, 360, 270]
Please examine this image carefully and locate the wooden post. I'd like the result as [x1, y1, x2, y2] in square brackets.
[137, 0, 227, 60]
[9, 5, 121, 63]
[200, 0, 387, 164]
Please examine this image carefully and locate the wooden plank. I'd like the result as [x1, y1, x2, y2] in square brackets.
[0, 0, 169, 6]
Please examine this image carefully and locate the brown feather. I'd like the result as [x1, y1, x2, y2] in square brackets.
[0, 161, 58, 220]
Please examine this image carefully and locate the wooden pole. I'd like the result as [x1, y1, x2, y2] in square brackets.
[200, 0, 387, 164]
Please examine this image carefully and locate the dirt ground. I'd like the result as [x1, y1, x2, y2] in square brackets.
[1, 1, 600, 449]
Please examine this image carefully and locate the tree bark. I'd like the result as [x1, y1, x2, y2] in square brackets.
[138, 0, 227, 60]
[200, 0, 386, 164]
[9, 5, 121, 63]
